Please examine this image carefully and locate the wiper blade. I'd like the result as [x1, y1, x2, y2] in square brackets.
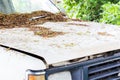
[29, 16, 47, 21]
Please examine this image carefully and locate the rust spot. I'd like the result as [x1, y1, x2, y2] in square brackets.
[64, 43, 76, 47]
[71, 19, 82, 22]
[67, 23, 88, 27]
[98, 32, 114, 36]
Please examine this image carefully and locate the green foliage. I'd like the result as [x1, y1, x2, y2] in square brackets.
[100, 2, 120, 25]
[63, 0, 119, 21]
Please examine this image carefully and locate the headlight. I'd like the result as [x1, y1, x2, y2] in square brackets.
[26, 70, 72, 80]
[48, 71, 72, 80]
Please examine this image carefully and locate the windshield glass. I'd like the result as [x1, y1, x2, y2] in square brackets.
[12, 0, 59, 13]
[0, 0, 59, 14]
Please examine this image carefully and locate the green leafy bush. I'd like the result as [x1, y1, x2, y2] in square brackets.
[63, 0, 119, 21]
[100, 2, 120, 25]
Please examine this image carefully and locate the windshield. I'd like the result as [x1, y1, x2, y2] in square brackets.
[0, 0, 59, 14]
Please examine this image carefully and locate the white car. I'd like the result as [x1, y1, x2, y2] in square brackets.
[0, 21, 120, 80]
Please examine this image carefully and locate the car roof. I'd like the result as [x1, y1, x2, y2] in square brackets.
[0, 21, 120, 65]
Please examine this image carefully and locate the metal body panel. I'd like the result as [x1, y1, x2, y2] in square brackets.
[0, 21, 120, 64]
[0, 47, 46, 80]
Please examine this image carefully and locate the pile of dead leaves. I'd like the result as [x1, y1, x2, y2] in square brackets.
[0, 11, 67, 29]
[29, 26, 65, 38]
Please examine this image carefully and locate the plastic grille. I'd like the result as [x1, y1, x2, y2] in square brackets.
[88, 58, 120, 80]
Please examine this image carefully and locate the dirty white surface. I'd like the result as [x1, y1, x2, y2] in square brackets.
[0, 21, 120, 64]
[0, 47, 46, 80]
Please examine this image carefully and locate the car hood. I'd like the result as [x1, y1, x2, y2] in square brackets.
[0, 21, 120, 65]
